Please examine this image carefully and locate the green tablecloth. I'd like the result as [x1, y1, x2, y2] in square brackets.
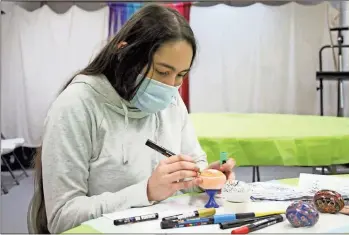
[62, 174, 349, 234]
[189, 113, 349, 166]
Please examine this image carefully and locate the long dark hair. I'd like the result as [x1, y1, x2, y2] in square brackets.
[30, 3, 197, 234]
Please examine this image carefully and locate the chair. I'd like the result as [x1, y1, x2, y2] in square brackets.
[1, 178, 9, 194]
[1, 135, 29, 193]
[1, 142, 20, 184]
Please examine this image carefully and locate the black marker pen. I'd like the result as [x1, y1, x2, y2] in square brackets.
[219, 215, 276, 229]
[230, 215, 284, 234]
[113, 213, 159, 226]
[145, 139, 201, 176]
[145, 139, 176, 157]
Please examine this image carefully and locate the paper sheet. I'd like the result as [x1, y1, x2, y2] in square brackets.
[249, 182, 306, 201]
[298, 173, 349, 197]
[103, 193, 225, 220]
[248, 174, 349, 201]
[99, 194, 228, 234]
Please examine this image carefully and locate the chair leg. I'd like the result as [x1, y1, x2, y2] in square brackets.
[252, 166, 256, 182]
[256, 166, 261, 182]
[1, 179, 8, 194]
[1, 155, 20, 185]
[13, 149, 29, 177]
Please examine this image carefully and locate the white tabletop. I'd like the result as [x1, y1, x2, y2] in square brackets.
[1, 141, 16, 155]
[1, 138, 25, 155]
[83, 193, 349, 233]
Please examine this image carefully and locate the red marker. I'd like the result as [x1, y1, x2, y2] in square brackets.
[231, 215, 284, 234]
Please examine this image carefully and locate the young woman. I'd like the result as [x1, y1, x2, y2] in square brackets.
[29, 4, 235, 234]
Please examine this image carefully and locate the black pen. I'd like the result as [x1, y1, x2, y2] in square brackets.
[230, 215, 284, 234]
[145, 139, 201, 175]
[219, 215, 277, 229]
[113, 213, 159, 226]
[145, 139, 176, 157]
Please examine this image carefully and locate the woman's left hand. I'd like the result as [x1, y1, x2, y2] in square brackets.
[206, 158, 236, 180]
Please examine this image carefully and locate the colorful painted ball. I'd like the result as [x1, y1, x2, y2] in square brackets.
[286, 201, 319, 228]
[313, 189, 345, 214]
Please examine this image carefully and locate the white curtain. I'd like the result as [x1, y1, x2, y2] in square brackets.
[1, 5, 109, 147]
[189, 2, 348, 116]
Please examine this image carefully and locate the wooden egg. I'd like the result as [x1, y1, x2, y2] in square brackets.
[286, 201, 319, 228]
[199, 169, 226, 190]
[313, 189, 345, 214]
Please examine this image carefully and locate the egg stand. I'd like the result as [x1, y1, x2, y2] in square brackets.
[204, 189, 220, 208]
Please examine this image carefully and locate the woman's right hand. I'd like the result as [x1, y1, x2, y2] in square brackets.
[147, 155, 202, 202]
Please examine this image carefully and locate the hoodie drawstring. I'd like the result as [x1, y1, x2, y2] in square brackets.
[153, 113, 160, 166]
[120, 100, 160, 167]
[120, 101, 129, 165]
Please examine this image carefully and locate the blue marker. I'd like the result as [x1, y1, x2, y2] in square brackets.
[160, 214, 240, 229]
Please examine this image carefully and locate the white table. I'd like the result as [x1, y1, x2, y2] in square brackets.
[81, 193, 349, 233]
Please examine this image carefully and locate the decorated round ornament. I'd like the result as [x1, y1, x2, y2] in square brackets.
[313, 189, 345, 214]
[286, 201, 319, 228]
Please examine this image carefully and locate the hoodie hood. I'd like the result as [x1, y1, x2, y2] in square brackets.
[71, 74, 150, 119]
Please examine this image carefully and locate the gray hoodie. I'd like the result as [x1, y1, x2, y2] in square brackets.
[41, 74, 208, 233]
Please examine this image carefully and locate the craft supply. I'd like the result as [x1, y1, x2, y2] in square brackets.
[199, 169, 227, 208]
[218, 210, 285, 222]
[145, 139, 175, 157]
[161, 213, 249, 229]
[313, 189, 345, 214]
[219, 215, 278, 229]
[286, 201, 319, 228]
[113, 213, 159, 226]
[223, 180, 252, 202]
[162, 208, 216, 221]
[230, 214, 284, 234]
[161, 217, 214, 229]
[220, 152, 228, 165]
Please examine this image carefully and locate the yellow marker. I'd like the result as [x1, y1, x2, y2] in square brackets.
[198, 208, 216, 217]
[254, 210, 285, 217]
[162, 208, 216, 221]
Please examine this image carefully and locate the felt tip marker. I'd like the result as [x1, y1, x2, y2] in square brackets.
[219, 215, 278, 230]
[161, 214, 245, 229]
[226, 210, 285, 220]
[162, 208, 216, 221]
[161, 217, 214, 229]
[145, 139, 176, 157]
[230, 215, 284, 234]
[145, 139, 201, 178]
[113, 213, 159, 226]
[220, 152, 228, 165]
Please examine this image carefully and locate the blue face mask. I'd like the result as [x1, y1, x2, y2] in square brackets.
[130, 74, 179, 113]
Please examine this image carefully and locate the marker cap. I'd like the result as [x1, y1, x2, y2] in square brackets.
[160, 220, 177, 229]
[198, 208, 216, 217]
[214, 214, 237, 224]
[220, 152, 228, 164]
[231, 226, 249, 234]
